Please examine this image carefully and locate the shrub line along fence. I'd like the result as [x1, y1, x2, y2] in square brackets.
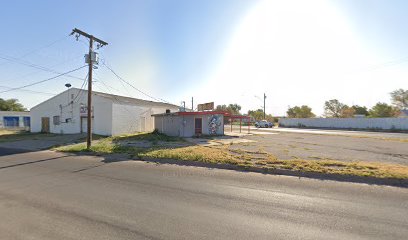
[278, 118, 408, 131]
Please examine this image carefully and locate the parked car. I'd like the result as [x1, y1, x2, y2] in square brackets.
[254, 120, 274, 128]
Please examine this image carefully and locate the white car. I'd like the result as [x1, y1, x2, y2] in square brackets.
[255, 120, 274, 128]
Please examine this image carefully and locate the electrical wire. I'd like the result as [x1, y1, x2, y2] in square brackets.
[96, 78, 147, 132]
[0, 65, 87, 94]
[100, 60, 176, 106]
[0, 85, 55, 96]
[0, 54, 84, 81]
[0, 35, 69, 67]
[69, 73, 89, 105]
[0, 55, 84, 85]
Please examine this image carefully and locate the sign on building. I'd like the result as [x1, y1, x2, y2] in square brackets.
[197, 102, 214, 111]
[80, 104, 94, 117]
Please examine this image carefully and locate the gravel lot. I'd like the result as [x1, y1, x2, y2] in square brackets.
[231, 131, 408, 165]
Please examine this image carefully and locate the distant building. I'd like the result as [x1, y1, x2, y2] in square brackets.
[153, 111, 225, 137]
[30, 88, 179, 136]
[0, 111, 30, 129]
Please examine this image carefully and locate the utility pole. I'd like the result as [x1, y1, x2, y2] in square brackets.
[191, 97, 194, 111]
[71, 28, 108, 149]
[263, 93, 266, 119]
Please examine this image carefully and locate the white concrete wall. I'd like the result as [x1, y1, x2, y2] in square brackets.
[111, 104, 177, 136]
[154, 115, 182, 137]
[30, 89, 113, 135]
[279, 118, 408, 130]
[31, 88, 178, 136]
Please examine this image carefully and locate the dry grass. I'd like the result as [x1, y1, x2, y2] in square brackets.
[139, 145, 247, 166]
[0, 129, 56, 143]
[255, 156, 408, 179]
[139, 145, 408, 179]
[56, 132, 408, 180]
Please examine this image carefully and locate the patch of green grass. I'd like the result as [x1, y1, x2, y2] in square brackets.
[111, 131, 185, 143]
[55, 131, 185, 154]
[139, 145, 244, 165]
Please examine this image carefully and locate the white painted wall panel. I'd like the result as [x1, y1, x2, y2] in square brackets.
[30, 89, 113, 135]
[279, 118, 408, 130]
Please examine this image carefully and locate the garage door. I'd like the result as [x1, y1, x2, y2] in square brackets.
[3, 117, 19, 128]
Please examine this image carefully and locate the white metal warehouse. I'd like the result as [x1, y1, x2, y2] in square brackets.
[30, 88, 179, 136]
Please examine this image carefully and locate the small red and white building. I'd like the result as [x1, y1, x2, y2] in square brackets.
[152, 111, 251, 137]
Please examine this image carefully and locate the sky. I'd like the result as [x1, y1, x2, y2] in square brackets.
[0, 0, 407, 116]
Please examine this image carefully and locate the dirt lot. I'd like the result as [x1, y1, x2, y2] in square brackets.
[232, 132, 408, 165]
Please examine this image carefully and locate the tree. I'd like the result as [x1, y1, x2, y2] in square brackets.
[0, 98, 26, 111]
[215, 103, 241, 115]
[324, 99, 346, 118]
[351, 105, 369, 116]
[368, 102, 398, 118]
[247, 109, 275, 121]
[286, 105, 315, 118]
[215, 104, 227, 112]
[227, 103, 241, 115]
[248, 109, 264, 121]
[340, 106, 355, 118]
[390, 88, 408, 110]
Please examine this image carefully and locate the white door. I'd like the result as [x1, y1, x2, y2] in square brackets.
[81, 117, 94, 133]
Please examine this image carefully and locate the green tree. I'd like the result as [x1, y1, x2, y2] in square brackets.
[215, 103, 241, 115]
[340, 106, 355, 118]
[227, 103, 241, 115]
[287, 105, 315, 118]
[248, 109, 275, 122]
[368, 102, 398, 118]
[324, 99, 346, 118]
[390, 88, 408, 110]
[0, 98, 26, 111]
[248, 109, 264, 121]
[351, 105, 369, 116]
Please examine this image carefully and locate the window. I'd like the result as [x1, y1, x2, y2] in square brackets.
[53, 116, 60, 125]
[23, 117, 30, 127]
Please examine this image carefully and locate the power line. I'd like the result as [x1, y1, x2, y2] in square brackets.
[0, 65, 87, 94]
[0, 85, 56, 96]
[0, 54, 84, 81]
[71, 73, 89, 104]
[101, 60, 175, 105]
[0, 35, 69, 67]
[0, 55, 84, 86]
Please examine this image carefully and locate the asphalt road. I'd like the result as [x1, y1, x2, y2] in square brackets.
[0, 149, 407, 240]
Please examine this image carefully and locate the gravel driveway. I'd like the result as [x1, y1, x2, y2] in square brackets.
[232, 132, 408, 165]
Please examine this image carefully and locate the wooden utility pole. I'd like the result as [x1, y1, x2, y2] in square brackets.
[71, 28, 108, 149]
